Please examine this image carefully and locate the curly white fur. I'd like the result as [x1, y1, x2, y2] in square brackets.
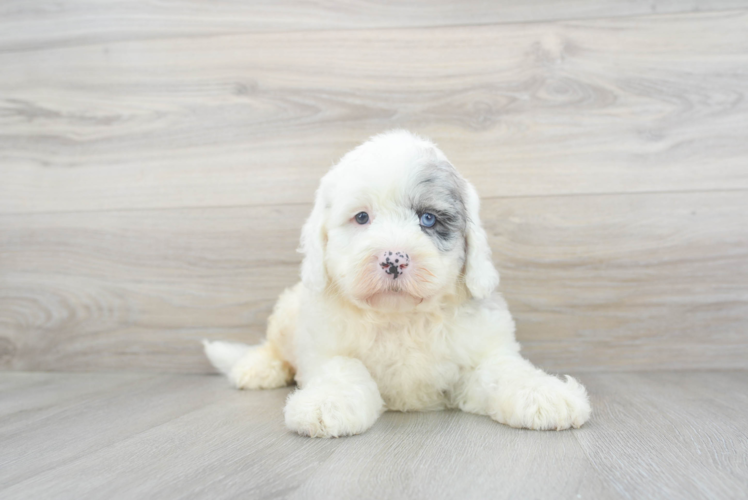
[204, 130, 591, 437]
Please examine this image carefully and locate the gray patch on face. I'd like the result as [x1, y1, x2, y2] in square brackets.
[410, 160, 467, 252]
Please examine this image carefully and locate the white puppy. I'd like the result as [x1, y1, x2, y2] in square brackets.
[204, 130, 591, 437]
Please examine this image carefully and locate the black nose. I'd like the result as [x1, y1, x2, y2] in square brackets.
[379, 251, 409, 279]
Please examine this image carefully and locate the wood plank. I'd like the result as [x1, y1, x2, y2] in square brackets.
[0, 372, 151, 420]
[288, 410, 611, 500]
[0, 373, 235, 488]
[1, 190, 746, 373]
[0, 204, 307, 372]
[2, 11, 748, 214]
[0, 371, 746, 499]
[487, 191, 748, 372]
[575, 371, 748, 499]
[3, 1, 748, 52]
[0, 373, 341, 498]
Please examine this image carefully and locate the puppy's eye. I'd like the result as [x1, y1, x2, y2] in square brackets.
[420, 212, 436, 228]
[355, 212, 369, 225]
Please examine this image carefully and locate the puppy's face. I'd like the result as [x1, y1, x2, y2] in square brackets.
[301, 131, 499, 311]
[326, 153, 467, 311]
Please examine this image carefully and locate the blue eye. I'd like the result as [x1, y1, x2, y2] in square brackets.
[355, 212, 369, 224]
[420, 212, 436, 228]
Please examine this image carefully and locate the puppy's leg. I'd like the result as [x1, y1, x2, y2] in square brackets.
[228, 342, 294, 390]
[457, 354, 591, 430]
[284, 357, 385, 438]
[204, 340, 293, 389]
[203, 284, 300, 390]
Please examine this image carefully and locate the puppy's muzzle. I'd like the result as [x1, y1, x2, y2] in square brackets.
[379, 251, 410, 279]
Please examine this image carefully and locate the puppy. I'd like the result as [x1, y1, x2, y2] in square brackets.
[204, 130, 591, 437]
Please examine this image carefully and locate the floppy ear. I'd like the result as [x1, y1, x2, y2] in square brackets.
[299, 178, 330, 292]
[463, 181, 500, 299]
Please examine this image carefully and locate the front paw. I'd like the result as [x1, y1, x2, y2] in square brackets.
[491, 375, 591, 430]
[284, 384, 384, 438]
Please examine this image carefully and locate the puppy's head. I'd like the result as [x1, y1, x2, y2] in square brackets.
[300, 130, 499, 311]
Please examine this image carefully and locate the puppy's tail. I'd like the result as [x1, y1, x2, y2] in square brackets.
[202, 340, 252, 376]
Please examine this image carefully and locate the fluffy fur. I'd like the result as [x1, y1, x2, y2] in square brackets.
[204, 130, 591, 437]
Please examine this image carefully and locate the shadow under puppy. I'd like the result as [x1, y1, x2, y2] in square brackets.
[204, 130, 591, 437]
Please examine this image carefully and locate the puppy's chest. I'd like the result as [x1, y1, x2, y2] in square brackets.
[354, 324, 460, 411]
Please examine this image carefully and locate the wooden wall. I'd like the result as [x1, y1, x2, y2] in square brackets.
[1, 1, 747, 373]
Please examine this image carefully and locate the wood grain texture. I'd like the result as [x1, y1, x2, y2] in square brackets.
[2, 190, 746, 373]
[1, 371, 746, 499]
[577, 371, 748, 499]
[2, 0, 748, 52]
[2, 5, 748, 373]
[2, 11, 748, 214]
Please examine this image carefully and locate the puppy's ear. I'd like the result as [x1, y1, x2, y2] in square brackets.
[299, 176, 330, 292]
[463, 181, 500, 299]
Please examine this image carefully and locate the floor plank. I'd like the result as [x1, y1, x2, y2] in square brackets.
[575, 372, 748, 499]
[0, 374, 231, 487]
[288, 411, 611, 500]
[2, 190, 746, 373]
[0, 371, 746, 499]
[2, 11, 748, 214]
[3, 1, 748, 52]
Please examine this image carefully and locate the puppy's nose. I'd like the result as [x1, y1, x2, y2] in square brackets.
[379, 251, 410, 279]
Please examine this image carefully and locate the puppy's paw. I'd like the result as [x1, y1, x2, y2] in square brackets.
[492, 375, 591, 430]
[228, 346, 293, 390]
[284, 384, 384, 438]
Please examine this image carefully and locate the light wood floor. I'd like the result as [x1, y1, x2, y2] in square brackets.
[1, 371, 746, 499]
